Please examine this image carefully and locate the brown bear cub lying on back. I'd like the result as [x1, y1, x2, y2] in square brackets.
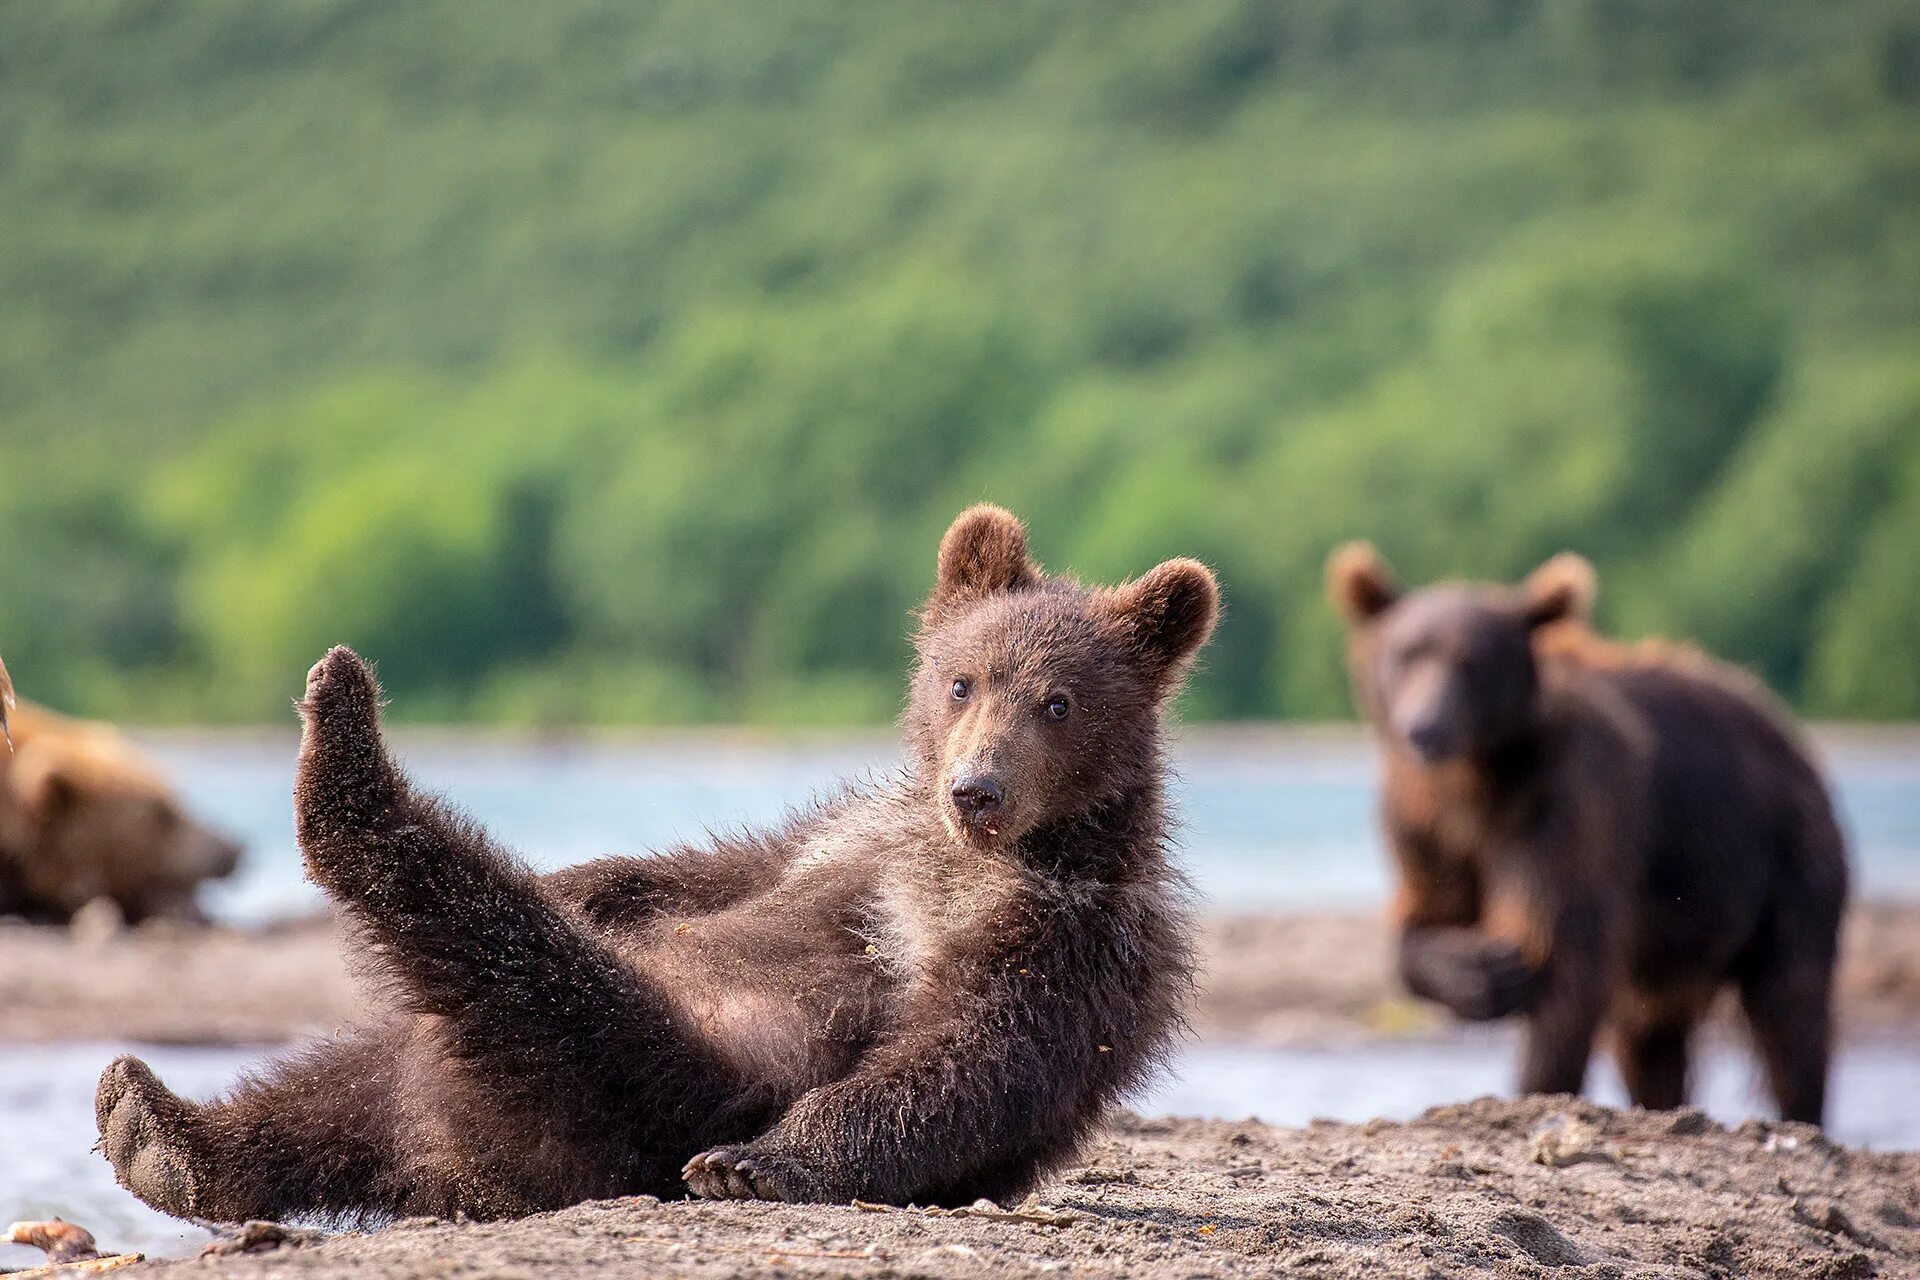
[1329, 546, 1847, 1125]
[96, 507, 1217, 1222]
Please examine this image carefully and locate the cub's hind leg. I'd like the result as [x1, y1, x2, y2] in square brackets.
[1736, 807, 1844, 1127]
[1737, 932, 1836, 1127]
[97, 1034, 406, 1225]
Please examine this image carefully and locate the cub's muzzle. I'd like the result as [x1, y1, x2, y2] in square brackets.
[948, 775, 1004, 826]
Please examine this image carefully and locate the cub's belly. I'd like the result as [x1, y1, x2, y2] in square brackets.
[639, 927, 893, 1094]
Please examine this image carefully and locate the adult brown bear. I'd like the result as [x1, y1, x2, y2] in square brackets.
[0, 700, 242, 924]
[1328, 544, 1847, 1125]
[97, 506, 1217, 1221]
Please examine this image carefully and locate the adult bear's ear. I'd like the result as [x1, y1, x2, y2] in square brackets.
[1326, 542, 1398, 624]
[1522, 552, 1597, 629]
[10, 754, 76, 822]
[1104, 558, 1220, 692]
[925, 504, 1042, 625]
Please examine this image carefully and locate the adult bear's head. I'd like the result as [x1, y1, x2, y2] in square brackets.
[1327, 543, 1595, 765]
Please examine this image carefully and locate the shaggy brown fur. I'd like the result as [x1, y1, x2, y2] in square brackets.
[0, 701, 241, 923]
[1328, 544, 1847, 1125]
[96, 506, 1217, 1222]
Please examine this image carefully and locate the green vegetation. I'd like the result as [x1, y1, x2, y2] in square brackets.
[4, 0, 1919, 723]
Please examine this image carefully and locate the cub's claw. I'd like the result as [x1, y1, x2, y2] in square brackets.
[96, 1055, 208, 1220]
[682, 1145, 813, 1203]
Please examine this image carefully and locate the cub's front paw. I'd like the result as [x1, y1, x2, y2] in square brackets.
[682, 1144, 824, 1203]
[293, 646, 403, 864]
[297, 646, 384, 754]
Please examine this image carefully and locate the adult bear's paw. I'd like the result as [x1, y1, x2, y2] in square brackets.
[1403, 929, 1540, 1022]
[682, 1143, 826, 1203]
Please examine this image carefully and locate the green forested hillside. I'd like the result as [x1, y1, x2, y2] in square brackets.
[4, 1, 1919, 722]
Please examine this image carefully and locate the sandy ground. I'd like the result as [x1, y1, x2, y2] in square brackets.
[31, 1097, 1913, 1279]
[6, 912, 1920, 1277]
[4, 903, 1917, 1047]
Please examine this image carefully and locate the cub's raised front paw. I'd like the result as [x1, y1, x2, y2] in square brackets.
[298, 646, 383, 745]
[682, 1144, 822, 1203]
[1402, 930, 1540, 1022]
[96, 1055, 210, 1220]
[294, 646, 404, 868]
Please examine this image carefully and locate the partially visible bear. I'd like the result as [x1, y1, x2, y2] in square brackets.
[97, 505, 1218, 1222]
[1328, 545, 1847, 1125]
[0, 701, 242, 924]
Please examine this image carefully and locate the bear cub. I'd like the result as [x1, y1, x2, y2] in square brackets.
[1329, 545, 1847, 1125]
[97, 506, 1217, 1222]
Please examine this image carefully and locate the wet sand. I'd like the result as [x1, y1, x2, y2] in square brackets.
[5, 903, 1917, 1048]
[1197, 901, 1920, 1048]
[63, 1098, 1920, 1279]
[6, 911, 1920, 1276]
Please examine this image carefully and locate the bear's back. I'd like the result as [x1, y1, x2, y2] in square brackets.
[1547, 636, 1845, 982]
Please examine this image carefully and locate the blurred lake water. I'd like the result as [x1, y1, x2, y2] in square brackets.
[125, 725, 1920, 922]
[3, 727, 1915, 1266]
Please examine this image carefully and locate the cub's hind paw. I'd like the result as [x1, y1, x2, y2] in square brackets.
[682, 1145, 819, 1203]
[96, 1056, 209, 1220]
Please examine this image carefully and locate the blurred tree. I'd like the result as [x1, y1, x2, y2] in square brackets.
[1, 0, 1917, 719]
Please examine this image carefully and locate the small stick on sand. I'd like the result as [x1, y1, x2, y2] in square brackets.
[4, 1219, 142, 1276]
[0, 1259, 144, 1279]
[0, 652, 14, 749]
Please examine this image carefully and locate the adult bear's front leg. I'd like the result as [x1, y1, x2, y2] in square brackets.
[1397, 925, 1541, 1022]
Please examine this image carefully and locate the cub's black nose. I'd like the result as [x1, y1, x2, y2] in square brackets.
[950, 777, 1004, 820]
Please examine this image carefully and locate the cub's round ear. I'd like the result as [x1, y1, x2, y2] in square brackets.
[925, 504, 1042, 624]
[1523, 552, 1597, 629]
[1326, 541, 1398, 625]
[1105, 558, 1221, 692]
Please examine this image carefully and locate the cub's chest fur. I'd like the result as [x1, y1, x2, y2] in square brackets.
[640, 846, 1023, 1092]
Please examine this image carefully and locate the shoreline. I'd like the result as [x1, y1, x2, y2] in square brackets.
[5, 903, 1916, 1049]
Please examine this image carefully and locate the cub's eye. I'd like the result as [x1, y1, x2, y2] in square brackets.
[950, 678, 972, 702]
[1044, 697, 1070, 722]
